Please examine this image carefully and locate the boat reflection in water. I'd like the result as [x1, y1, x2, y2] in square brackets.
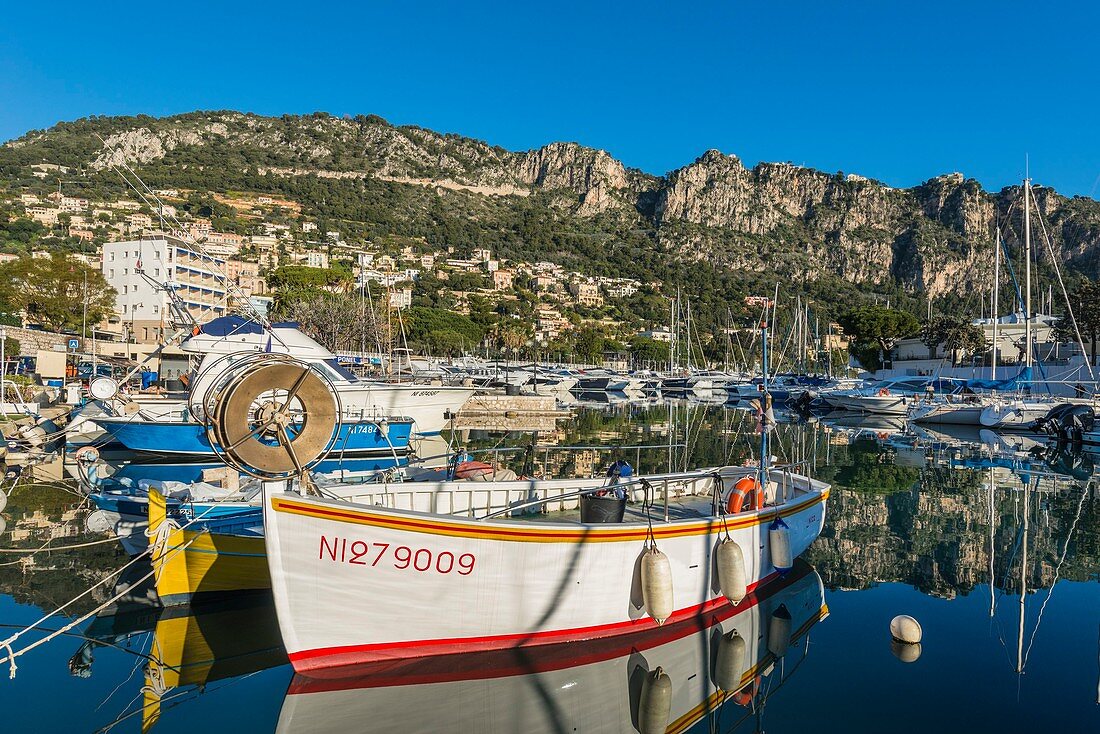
[278, 562, 827, 734]
[74, 590, 287, 732]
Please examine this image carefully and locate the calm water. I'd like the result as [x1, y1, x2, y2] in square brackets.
[1, 403, 1098, 733]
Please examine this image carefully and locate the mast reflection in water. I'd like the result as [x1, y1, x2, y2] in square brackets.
[1, 405, 1099, 732]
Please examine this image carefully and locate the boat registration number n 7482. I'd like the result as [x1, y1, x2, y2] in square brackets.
[319, 535, 475, 576]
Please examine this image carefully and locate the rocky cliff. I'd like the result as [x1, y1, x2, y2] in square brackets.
[4, 111, 1100, 299]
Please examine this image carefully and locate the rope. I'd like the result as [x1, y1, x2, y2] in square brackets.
[640, 479, 658, 550]
[0, 535, 121, 553]
[0, 501, 215, 677]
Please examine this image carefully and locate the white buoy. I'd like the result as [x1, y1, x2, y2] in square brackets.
[769, 518, 792, 574]
[715, 539, 747, 605]
[714, 630, 747, 691]
[891, 639, 922, 663]
[85, 510, 114, 535]
[890, 615, 923, 644]
[0, 488, 7, 514]
[767, 603, 792, 658]
[0, 515, 6, 535]
[641, 547, 674, 625]
[638, 667, 672, 734]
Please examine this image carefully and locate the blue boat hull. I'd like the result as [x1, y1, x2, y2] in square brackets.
[96, 418, 413, 457]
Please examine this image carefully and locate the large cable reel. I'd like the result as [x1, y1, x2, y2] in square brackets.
[203, 354, 341, 480]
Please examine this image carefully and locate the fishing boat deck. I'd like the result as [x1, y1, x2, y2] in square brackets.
[526, 493, 720, 525]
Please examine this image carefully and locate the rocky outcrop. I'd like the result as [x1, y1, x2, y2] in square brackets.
[10, 110, 1100, 295]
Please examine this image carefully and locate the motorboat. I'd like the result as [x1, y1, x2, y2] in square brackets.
[71, 316, 474, 438]
[979, 398, 1058, 429]
[909, 395, 991, 425]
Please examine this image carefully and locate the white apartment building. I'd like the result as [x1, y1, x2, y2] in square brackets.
[101, 234, 229, 342]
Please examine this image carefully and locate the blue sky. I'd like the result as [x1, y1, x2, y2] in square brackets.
[2, 1, 1099, 196]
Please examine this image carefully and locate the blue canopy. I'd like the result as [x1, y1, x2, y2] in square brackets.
[199, 315, 298, 336]
[963, 366, 1032, 391]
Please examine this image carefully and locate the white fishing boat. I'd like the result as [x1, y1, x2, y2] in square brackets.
[263, 461, 826, 671]
[276, 563, 828, 734]
[909, 396, 990, 425]
[243, 322, 829, 673]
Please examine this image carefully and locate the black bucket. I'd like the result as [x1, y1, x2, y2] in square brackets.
[505, 383, 521, 396]
[580, 493, 627, 523]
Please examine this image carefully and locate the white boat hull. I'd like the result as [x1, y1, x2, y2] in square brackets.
[276, 564, 828, 734]
[830, 394, 910, 415]
[263, 473, 829, 672]
[909, 402, 986, 425]
[979, 402, 1051, 429]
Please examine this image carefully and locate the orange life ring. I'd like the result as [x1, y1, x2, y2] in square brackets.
[877, 387, 890, 396]
[731, 675, 762, 706]
[454, 460, 494, 479]
[727, 476, 762, 514]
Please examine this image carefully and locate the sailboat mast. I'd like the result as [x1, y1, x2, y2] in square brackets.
[993, 226, 1001, 380]
[1024, 177, 1033, 370]
[1016, 479, 1029, 674]
[760, 316, 770, 484]
[989, 467, 996, 618]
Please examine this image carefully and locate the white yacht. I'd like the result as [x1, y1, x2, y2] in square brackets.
[76, 316, 473, 437]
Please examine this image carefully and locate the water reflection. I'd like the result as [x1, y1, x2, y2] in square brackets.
[1, 403, 1099, 731]
[278, 563, 827, 734]
[74, 589, 286, 732]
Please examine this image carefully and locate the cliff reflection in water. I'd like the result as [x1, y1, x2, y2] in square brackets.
[806, 436, 1100, 598]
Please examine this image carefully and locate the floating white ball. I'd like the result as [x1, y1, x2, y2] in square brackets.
[890, 615, 922, 644]
[891, 639, 922, 663]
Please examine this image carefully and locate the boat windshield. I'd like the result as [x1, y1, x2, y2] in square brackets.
[317, 358, 360, 383]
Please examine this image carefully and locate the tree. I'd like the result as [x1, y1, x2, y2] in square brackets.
[267, 265, 354, 317]
[921, 316, 989, 366]
[838, 305, 920, 370]
[1052, 280, 1100, 363]
[0, 253, 115, 333]
[279, 291, 388, 354]
[573, 328, 606, 363]
[629, 335, 671, 366]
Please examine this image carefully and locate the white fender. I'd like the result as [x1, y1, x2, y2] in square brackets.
[640, 547, 674, 625]
[769, 517, 792, 574]
[638, 667, 672, 734]
[85, 510, 114, 535]
[714, 630, 747, 692]
[767, 603, 792, 658]
[715, 538, 747, 604]
[0, 488, 7, 514]
[890, 615, 922, 644]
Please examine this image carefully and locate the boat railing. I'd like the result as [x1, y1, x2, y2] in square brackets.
[476, 467, 733, 521]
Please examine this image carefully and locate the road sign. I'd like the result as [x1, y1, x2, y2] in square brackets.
[67, 338, 80, 350]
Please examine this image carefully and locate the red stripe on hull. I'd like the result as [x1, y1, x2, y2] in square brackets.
[287, 569, 785, 675]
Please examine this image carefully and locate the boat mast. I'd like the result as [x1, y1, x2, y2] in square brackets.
[1024, 176, 1033, 371]
[759, 313, 770, 487]
[993, 226, 1002, 380]
[1016, 478, 1029, 674]
[989, 467, 996, 618]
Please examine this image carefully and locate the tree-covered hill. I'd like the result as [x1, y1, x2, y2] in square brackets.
[3, 110, 1098, 333]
